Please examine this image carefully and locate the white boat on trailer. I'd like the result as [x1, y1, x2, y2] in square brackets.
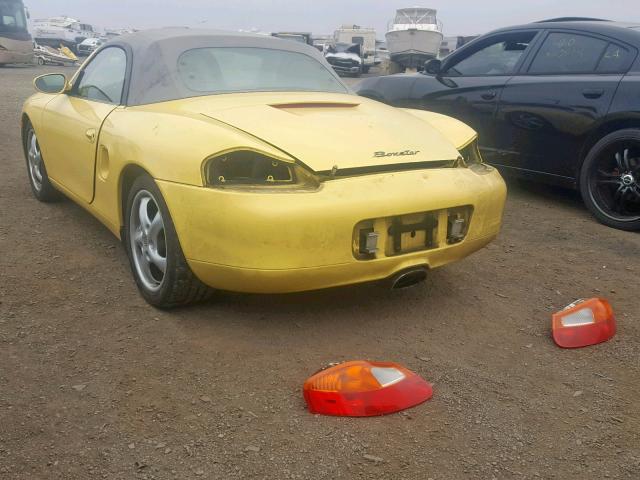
[385, 7, 443, 70]
[32, 16, 97, 52]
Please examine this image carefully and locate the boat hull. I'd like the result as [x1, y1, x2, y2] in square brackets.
[385, 29, 443, 69]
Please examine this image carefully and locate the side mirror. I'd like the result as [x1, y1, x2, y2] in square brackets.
[424, 59, 442, 75]
[33, 74, 68, 94]
[25, 7, 30, 19]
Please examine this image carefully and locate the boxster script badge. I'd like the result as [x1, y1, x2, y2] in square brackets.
[374, 150, 420, 158]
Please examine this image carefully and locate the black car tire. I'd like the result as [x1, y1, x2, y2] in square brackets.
[580, 129, 640, 231]
[23, 121, 61, 202]
[123, 174, 213, 308]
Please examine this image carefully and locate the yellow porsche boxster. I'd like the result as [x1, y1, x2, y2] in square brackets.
[22, 29, 506, 307]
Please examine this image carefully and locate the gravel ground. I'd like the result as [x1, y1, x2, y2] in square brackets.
[1, 65, 639, 480]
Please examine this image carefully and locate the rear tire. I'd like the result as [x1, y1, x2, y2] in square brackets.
[123, 174, 213, 308]
[23, 121, 61, 202]
[580, 129, 640, 231]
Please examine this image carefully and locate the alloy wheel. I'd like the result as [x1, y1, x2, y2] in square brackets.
[129, 190, 168, 292]
[589, 142, 640, 222]
[27, 130, 44, 192]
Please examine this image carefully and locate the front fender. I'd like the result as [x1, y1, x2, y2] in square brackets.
[22, 93, 56, 136]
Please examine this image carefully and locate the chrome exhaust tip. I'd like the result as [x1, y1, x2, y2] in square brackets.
[391, 268, 427, 290]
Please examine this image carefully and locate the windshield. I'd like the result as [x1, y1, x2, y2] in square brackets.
[394, 9, 437, 25]
[329, 43, 361, 55]
[177, 47, 347, 95]
[274, 34, 306, 43]
[0, 0, 27, 33]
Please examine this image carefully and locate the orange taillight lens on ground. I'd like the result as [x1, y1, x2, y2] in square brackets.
[303, 360, 433, 417]
[552, 298, 616, 348]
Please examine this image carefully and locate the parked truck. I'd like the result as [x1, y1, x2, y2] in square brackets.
[333, 25, 377, 73]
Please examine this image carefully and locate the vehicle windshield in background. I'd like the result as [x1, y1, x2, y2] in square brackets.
[0, 0, 27, 32]
[275, 34, 306, 43]
[177, 47, 348, 94]
[328, 42, 362, 56]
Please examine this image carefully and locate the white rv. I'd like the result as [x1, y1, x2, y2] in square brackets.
[333, 25, 377, 72]
[0, 0, 33, 65]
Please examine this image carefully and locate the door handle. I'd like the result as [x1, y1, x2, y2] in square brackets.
[481, 91, 497, 101]
[85, 128, 96, 143]
[582, 88, 604, 99]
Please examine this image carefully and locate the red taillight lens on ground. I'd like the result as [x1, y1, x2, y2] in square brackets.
[552, 298, 616, 348]
[303, 361, 433, 417]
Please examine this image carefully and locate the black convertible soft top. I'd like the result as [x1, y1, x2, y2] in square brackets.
[104, 28, 339, 106]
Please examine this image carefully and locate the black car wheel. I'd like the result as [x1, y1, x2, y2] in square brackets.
[123, 174, 213, 308]
[580, 129, 640, 231]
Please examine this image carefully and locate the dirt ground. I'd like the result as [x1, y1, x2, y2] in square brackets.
[1, 65, 639, 480]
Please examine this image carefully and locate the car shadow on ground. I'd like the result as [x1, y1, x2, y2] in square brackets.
[504, 176, 585, 212]
[177, 266, 463, 337]
[193, 278, 431, 316]
[0, 64, 39, 69]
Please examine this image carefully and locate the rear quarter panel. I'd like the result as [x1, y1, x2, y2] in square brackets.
[608, 72, 640, 116]
[90, 105, 295, 235]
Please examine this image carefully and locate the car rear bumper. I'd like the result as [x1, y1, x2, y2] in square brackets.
[156, 166, 506, 293]
[187, 232, 498, 293]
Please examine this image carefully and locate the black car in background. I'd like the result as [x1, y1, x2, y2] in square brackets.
[356, 19, 640, 231]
